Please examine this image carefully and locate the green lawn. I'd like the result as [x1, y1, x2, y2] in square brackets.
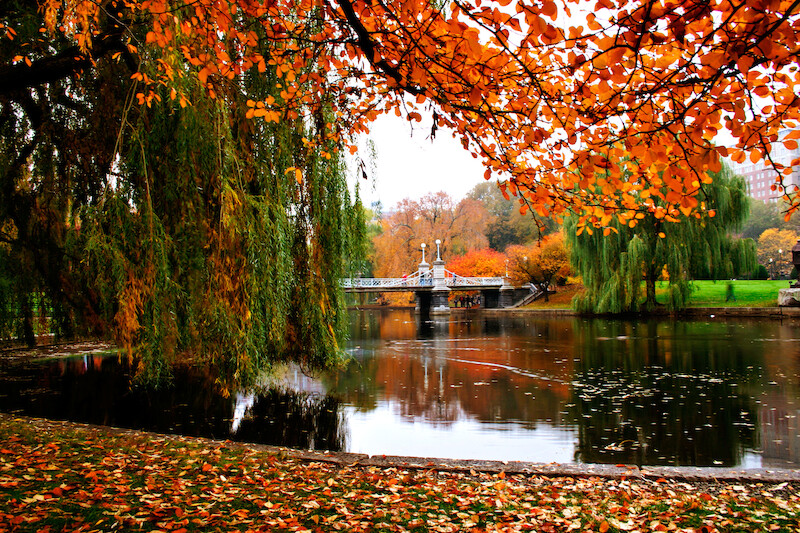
[657, 279, 790, 308]
[522, 280, 790, 310]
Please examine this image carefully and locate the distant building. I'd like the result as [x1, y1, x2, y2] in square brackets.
[728, 129, 800, 202]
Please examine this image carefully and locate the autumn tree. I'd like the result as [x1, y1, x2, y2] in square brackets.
[447, 248, 507, 277]
[506, 233, 570, 302]
[8, 0, 800, 220]
[371, 192, 489, 279]
[757, 228, 800, 278]
[566, 166, 757, 313]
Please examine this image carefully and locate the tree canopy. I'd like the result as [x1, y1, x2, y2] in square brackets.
[447, 248, 507, 277]
[757, 228, 800, 277]
[467, 182, 558, 251]
[371, 192, 489, 279]
[507, 233, 571, 301]
[6, 0, 799, 225]
[740, 199, 800, 240]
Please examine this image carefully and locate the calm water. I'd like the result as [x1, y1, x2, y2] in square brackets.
[2, 309, 800, 468]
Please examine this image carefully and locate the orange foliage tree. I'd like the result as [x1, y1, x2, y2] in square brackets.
[371, 192, 489, 278]
[757, 228, 800, 278]
[9, 0, 800, 227]
[447, 248, 507, 277]
[507, 233, 570, 302]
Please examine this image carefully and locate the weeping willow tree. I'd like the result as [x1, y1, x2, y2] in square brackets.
[566, 165, 756, 313]
[0, 3, 365, 389]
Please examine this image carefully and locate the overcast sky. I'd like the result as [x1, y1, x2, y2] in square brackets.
[354, 114, 491, 210]
[351, 112, 746, 212]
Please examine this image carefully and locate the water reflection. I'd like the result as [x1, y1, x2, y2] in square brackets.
[1, 310, 800, 467]
[0, 356, 346, 451]
[339, 310, 800, 466]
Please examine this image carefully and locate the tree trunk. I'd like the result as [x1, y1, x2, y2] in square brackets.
[645, 276, 657, 310]
[540, 283, 550, 302]
[20, 295, 35, 348]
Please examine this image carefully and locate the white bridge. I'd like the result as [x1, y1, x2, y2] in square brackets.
[341, 269, 505, 292]
[341, 244, 529, 313]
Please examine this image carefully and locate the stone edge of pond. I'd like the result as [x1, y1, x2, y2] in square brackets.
[483, 307, 800, 319]
[4, 413, 799, 485]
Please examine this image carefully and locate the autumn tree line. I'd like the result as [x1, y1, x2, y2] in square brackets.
[368, 171, 799, 311]
[2, 0, 800, 385]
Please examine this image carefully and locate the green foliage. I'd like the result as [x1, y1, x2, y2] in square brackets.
[739, 198, 800, 240]
[467, 181, 557, 250]
[567, 165, 757, 313]
[752, 265, 769, 280]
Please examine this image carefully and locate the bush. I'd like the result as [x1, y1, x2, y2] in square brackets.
[752, 264, 769, 280]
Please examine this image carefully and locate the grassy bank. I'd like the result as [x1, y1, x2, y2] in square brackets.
[521, 280, 789, 310]
[1, 416, 799, 532]
[663, 279, 789, 308]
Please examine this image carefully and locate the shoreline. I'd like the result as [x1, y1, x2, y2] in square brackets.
[3, 413, 800, 484]
[350, 305, 800, 320]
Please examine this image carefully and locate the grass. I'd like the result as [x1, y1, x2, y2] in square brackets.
[1, 415, 799, 532]
[658, 279, 790, 308]
[521, 280, 790, 310]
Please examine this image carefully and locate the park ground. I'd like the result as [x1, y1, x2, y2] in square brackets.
[524, 280, 792, 310]
[1, 416, 799, 532]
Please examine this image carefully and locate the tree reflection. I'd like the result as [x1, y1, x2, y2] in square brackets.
[332, 312, 577, 428]
[0, 355, 346, 451]
[231, 389, 346, 451]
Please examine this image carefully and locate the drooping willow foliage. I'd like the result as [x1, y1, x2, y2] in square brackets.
[566, 165, 757, 313]
[0, 3, 366, 389]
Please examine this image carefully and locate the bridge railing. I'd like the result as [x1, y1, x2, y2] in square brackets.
[343, 271, 505, 289]
[444, 270, 505, 287]
[342, 271, 431, 289]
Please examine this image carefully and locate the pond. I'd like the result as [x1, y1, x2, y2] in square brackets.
[2, 309, 800, 468]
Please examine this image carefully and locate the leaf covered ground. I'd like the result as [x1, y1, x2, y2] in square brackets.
[1, 416, 799, 532]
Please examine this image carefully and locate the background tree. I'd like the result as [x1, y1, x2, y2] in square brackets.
[566, 166, 757, 313]
[467, 182, 558, 250]
[447, 248, 507, 277]
[506, 233, 570, 302]
[739, 200, 800, 241]
[757, 229, 800, 279]
[371, 192, 489, 279]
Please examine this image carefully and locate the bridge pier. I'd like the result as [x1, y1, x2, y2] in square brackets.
[414, 291, 432, 314]
[499, 284, 516, 308]
[430, 288, 451, 315]
[430, 258, 450, 314]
